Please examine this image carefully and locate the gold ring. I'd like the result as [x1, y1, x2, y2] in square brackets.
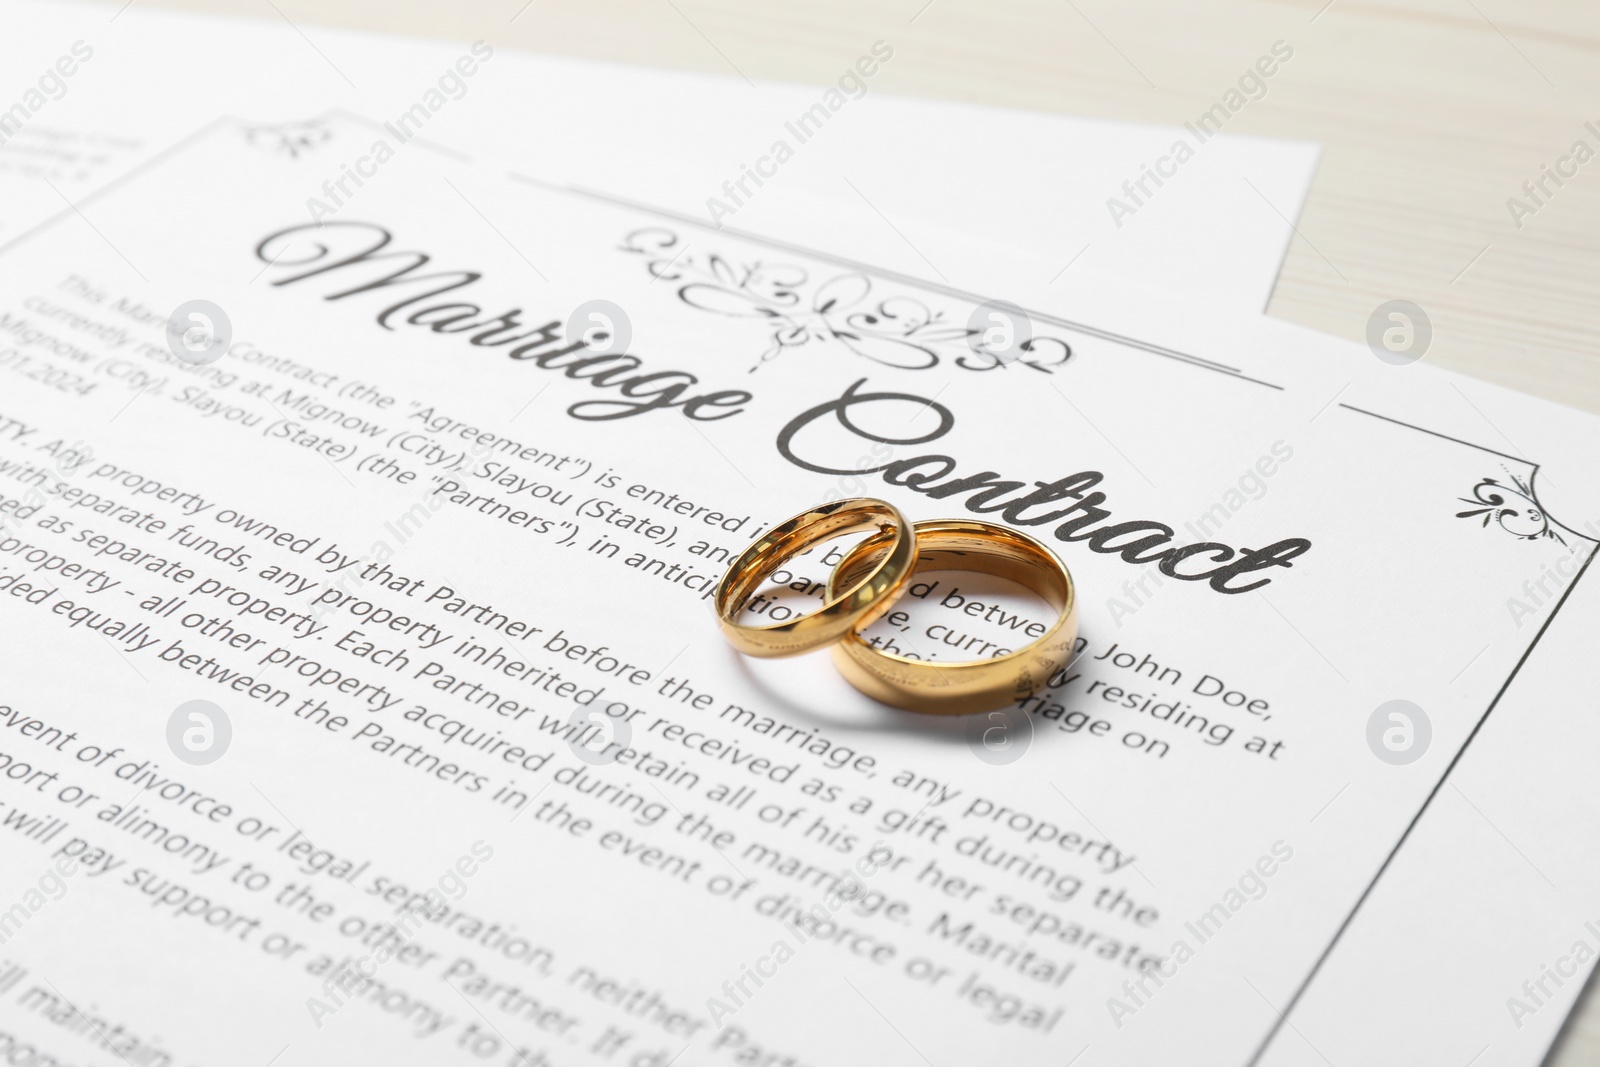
[714, 498, 917, 658]
[826, 519, 1078, 714]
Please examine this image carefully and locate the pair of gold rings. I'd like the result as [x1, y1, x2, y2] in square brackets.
[713, 498, 1078, 715]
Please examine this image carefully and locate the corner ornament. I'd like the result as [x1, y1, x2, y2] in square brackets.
[1457, 473, 1567, 547]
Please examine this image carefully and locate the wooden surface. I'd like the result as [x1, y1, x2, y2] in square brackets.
[118, 0, 1600, 1061]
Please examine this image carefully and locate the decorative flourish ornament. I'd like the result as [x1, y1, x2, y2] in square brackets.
[1456, 473, 1566, 546]
[621, 227, 1072, 375]
[242, 121, 332, 159]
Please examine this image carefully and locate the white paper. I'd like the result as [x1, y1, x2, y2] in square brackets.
[0, 114, 1592, 1067]
[0, 0, 1320, 313]
[789, 208, 1600, 1065]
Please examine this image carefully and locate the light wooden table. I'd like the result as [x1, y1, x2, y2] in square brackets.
[127, 0, 1600, 1061]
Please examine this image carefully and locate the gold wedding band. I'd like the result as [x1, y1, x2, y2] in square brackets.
[714, 498, 917, 658]
[826, 519, 1078, 715]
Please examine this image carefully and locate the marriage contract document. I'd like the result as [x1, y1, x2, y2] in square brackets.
[0, 116, 1596, 1067]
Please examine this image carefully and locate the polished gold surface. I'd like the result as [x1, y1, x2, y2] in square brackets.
[714, 497, 916, 657]
[827, 519, 1078, 715]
